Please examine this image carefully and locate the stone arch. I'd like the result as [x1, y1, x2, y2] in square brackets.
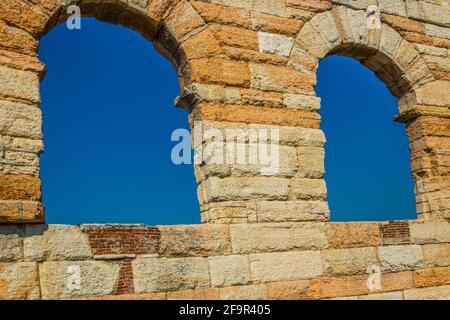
[290, 6, 449, 220]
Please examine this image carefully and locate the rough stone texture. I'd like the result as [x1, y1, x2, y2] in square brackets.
[133, 257, 210, 293]
[39, 260, 121, 299]
[327, 222, 381, 248]
[379, 245, 424, 272]
[219, 284, 267, 300]
[249, 251, 323, 282]
[208, 255, 251, 287]
[422, 244, 450, 268]
[0, 262, 40, 300]
[404, 285, 450, 300]
[322, 247, 378, 276]
[267, 280, 309, 300]
[0, 225, 23, 261]
[410, 221, 450, 244]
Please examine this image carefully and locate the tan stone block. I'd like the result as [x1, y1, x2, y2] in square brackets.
[291, 178, 327, 200]
[158, 224, 231, 257]
[288, 45, 319, 76]
[0, 225, 22, 261]
[0, 100, 42, 139]
[378, 271, 413, 293]
[222, 46, 288, 65]
[251, 12, 303, 36]
[426, 24, 450, 40]
[297, 146, 325, 178]
[211, 24, 258, 51]
[189, 59, 250, 87]
[253, 200, 330, 222]
[191, 1, 251, 28]
[378, 245, 424, 272]
[164, 0, 204, 40]
[220, 284, 267, 300]
[181, 29, 221, 60]
[322, 247, 378, 276]
[422, 244, 450, 268]
[0, 174, 41, 201]
[406, 1, 450, 28]
[0, 67, 40, 103]
[193, 103, 320, 128]
[257, 32, 295, 57]
[208, 255, 251, 287]
[240, 88, 283, 107]
[249, 251, 323, 282]
[253, 0, 285, 17]
[347, 8, 369, 46]
[249, 63, 316, 94]
[286, 0, 331, 12]
[167, 288, 220, 300]
[401, 31, 450, 50]
[404, 285, 450, 300]
[0, 200, 44, 223]
[359, 291, 403, 300]
[308, 275, 368, 299]
[395, 40, 420, 71]
[0, 21, 39, 56]
[379, 23, 401, 58]
[204, 176, 290, 201]
[39, 260, 121, 300]
[332, 0, 376, 10]
[410, 221, 450, 244]
[81, 292, 167, 300]
[327, 222, 381, 248]
[283, 93, 321, 111]
[0, 262, 40, 300]
[310, 10, 341, 48]
[133, 257, 210, 293]
[0, 0, 48, 36]
[231, 222, 327, 254]
[415, 81, 450, 107]
[414, 267, 450, 288]
[296, 22, 329, 58]
[23, 224, 92, 261]
[381, 14, 425, 34]
[210, 0, 253, 10]
[267, 280, 309, 300]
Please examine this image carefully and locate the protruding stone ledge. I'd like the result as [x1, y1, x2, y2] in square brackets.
[394, 104, 450, 123]
[0, 200, 44, 223]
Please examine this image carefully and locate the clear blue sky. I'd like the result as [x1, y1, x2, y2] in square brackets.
[39, 18, 416, 225]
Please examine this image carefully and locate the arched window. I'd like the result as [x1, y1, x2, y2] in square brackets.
[317, 55, 416, 221]
[39, 18, 199, 225]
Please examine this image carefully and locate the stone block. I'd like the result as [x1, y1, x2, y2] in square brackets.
[0, 262, 40, 300]
[208, 255, 251, 287]
[327, 222, 381, 248]
[0, 225, 22, 261]
[378, 245, 424, 272]
[322, 247, 378, 276]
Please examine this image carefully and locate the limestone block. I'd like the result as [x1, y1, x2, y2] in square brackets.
[204, 176, 290, 201]
[23, 225, 92, 261]
[249, 251, 323, 282]
[284, 93, 321, 111]
[378, 245, 424, 272]
[332, 0, 377, 10]
[308, 275, 368, 299]
[164, 0, 204, 40]
[415, 44, 448, 57]
[322, 247, 378, 276]
[0, 100, 42, 139]
[414, 81, 450, 107]
[167, 288, 220, 300]
[219, 284, 267, 300]
[133, 257, 210, 293]
[327, 222, 381, 248]
[310, 11, 342, 48]
[379, 271, 413, 293]
[189, 58, 250, 87]
[0, 66, 40, 103]
[39, 260, 121, 299]
[291, 178, 327, 200]
[297, 146, 325, 178]
[425, 24, 450, 40]
[410, 221, 450, 244]
[253, 0, 285, 17]
[251, 12, 303, 36]
[267, 280, 309, 300]
[378, 0, 406, 16]
[251, 200, 330, 222]
[296, 22, 329, 58]
[187, 83, 241, 105]
[0, 0, 48, 36]
[0, 174, 41, 201]
[158, 224, 231, 257]
[208, 255, 251, 287]
[404, 285, 450, 300]
[230, 222, 327, 253]
[258, 32, 294, 57]
[0, 225, 23, 261]
[379, 24, 401, 58]
[414, 267, 450, 288]
[406, 1, 450, 28]
[0, 200, 44, 223]
[395, 40, 420, 70]
[422, 244, 450, 268]
[359, 291, 403, 300]
[0, 262, 40, 300]
[210, 0, 254, 10]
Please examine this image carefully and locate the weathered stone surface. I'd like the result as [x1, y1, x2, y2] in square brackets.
[379, 0, 406, 16]
[189, 59, 250, 87]
[253, 0, 285, 17]
[322, 247, 378, 276]
[0, 225, 22, 261]
[231, 222, 327, 254]
[291, 178, 327, 200]
[422, 244, 450, 268]
[284, 93, 321, 111]
[0, 262, 40, 300]
[167, 287, 220, 300]
[204, 176, 290, 201]
[267, 280, 309, 300]
[0, 100, 42, 139]
[378, 245, 424, 272]
[164, 0, 204, 40]
[0, 174, 41, 201]
[359, 291, 403, 300]
[192, 1, 251, 28]
[159, 224, 231, 257]
[133, 257, 210, 293]
[379, 24, 401, 58]
[258, 32, 294, 57]
[297, 146, 325, 178]
[327, 222, 381, 248]
[378, 271, 413, 293]
[23, 225, 92, 261]
[308, 275, 368, 299]
[414, 266, 450, 288]
[0, 67, 40, 103]
[253, 200, 330, 222]
[310, 10, 341, 48]
[404, 285, 450, 300]
[414, 81, 450, 107]
[410, 221, 450, 244]
[0, 200, 44, 223]
[212, 24, 259, 50]
[219, 284, 267, 300]
[208, 255, 251, 287]
[296, 22, 329, 58]
[249, 251, 323, 282]
[39, 260, 121, 299]
[252, 12, 303, 36]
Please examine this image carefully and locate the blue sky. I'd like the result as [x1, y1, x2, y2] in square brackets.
[39, 18, 416, 225]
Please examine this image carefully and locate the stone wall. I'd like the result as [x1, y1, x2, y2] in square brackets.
[0, 0, 449, 299]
